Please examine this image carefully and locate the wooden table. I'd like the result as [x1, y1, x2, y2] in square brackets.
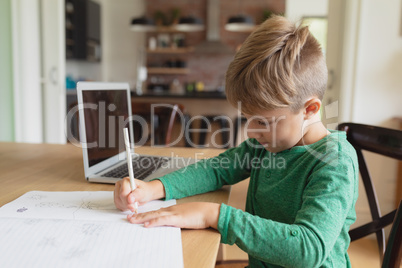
[0, 142, 229, 268]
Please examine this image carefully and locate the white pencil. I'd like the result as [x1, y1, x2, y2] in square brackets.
[123, 128, 139, 213]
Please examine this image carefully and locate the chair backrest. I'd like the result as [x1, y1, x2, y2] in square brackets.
[162, 103, 186, 145]
[337, 123, 402, 261]
[131, 101, 186, 146]
[382, 200, 402, 268]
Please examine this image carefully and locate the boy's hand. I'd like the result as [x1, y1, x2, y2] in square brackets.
[114, 177, 165, 212]
[127, 202, 221, 230]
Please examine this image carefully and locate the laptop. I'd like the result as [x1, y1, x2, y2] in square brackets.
[76, 81, 196, 184]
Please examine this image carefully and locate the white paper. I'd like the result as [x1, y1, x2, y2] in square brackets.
[0, 191, 176, 221]
[0, 191, 183, 268]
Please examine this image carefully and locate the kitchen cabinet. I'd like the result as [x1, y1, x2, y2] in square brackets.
[65, 0, 101, 61]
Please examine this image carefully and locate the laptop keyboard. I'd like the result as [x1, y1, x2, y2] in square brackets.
[103, 155, 169, 180]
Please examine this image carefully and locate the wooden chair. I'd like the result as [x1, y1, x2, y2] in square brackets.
[197, 115, 231, 148]
[337, 123, 402, 262]
[131, 101, 190, 146]
[67, 101, 80, 143]
[382, 200, 402, 268]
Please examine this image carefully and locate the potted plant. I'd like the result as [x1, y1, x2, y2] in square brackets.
[170, 8, 181, 26]
[154, 10, 167, 26]
[261, 9, 273, 23]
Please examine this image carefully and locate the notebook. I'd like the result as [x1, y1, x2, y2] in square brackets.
[0, 191, 183, 268]
[76, 82, 195, 184]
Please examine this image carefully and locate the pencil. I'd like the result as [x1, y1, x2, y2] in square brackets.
[123, 127, 139, 214]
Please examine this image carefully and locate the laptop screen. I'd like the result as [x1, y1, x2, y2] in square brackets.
[82, 89, 130, 167]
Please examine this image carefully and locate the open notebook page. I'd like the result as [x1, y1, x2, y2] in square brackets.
[0, 191, 183, 268]
[0, 191, 176, 221]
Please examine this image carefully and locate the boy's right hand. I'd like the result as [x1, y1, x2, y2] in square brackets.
[114, 177, 165, 212]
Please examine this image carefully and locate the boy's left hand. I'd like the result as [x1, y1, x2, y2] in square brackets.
[127, 202, 221, 230]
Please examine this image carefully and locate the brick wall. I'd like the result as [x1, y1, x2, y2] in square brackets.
[145, 0, 285, 91]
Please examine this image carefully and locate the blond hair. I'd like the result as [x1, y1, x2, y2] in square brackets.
[225, 15, 327, 114]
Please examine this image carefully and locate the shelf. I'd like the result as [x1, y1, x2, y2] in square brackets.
[130, 25, 205, 33]
[147, 68, 189, 75]
[154, 26, 181, 33]
[146, 47, 194, 54]
[153, 26, 202, 33]
[226, 25, 259, 33]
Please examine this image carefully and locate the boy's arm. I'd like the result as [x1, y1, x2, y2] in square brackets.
[156, 139, 256, 200]
[115, 140, 256, 212]
[114, 141, 253, 211]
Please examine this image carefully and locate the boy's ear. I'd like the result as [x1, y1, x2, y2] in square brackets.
[303, 98, 322, 120]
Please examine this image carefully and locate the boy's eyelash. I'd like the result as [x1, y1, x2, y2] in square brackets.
[257, 120, 276, 126]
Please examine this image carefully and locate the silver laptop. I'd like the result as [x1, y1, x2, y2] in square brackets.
[76, 81, 195, 184]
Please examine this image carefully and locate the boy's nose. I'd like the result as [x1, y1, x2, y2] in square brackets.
[246, 128, 262, 139]
[245, 121, 262, 139]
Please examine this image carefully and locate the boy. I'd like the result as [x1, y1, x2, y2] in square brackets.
[114, 16, 358, 267]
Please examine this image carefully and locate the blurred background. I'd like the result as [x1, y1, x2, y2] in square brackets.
[0, 0, 401, 265]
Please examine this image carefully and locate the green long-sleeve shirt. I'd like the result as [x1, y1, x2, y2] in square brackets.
[158, 130, 358, 267]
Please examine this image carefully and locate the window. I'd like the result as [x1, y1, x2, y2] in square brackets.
[302, 17, 328, 55]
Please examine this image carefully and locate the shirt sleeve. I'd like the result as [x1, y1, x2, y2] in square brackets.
[218, 152, 358, 268]
[156, 140, 256, 200]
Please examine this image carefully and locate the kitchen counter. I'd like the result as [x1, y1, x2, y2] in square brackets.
[132, 90, 227, 99]
[68, 89, 227, 100]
